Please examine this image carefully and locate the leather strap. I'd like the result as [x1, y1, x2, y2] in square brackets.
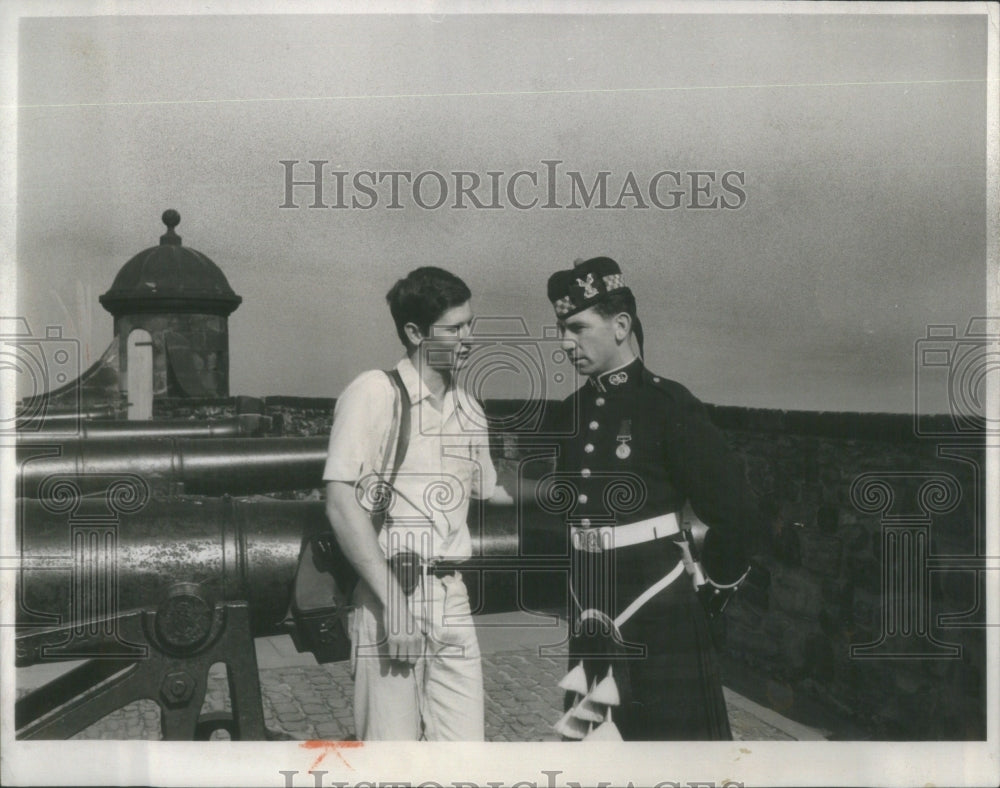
[371, 368, 411, 533]
[384, 368, 411, 486]
[613, 562, 686, 628]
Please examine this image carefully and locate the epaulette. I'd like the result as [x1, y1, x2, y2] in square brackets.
[642, 368, 686, 395]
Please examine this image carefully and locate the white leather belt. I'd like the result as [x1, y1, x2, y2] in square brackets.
[570, 512, 681, 553]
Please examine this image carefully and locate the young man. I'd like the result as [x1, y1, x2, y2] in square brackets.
[545, 256, 759, 740]
[323, 266, 498, 741]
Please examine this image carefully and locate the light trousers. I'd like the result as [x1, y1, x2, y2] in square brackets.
[349, 572, 484, 741]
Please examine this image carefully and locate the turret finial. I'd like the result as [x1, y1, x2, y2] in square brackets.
[160, 209, 182, 245]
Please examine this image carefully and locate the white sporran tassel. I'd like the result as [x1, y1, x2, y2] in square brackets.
[557, 660, 589, 695]
[553, 707, 589, 739]
[570, 695, 605, 723]
[582, 706, 623, 741]
[588, 666, 621, 706]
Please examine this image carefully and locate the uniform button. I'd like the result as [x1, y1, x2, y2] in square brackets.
[583, 443, 594, 454]
[578, 494, 588, 505]
[580, 468, 591, 478]
[589, 420, 599, 430]
[653, 377, 661, 383]
[580, 518, 591, 527]
[595, 397, 605, 407]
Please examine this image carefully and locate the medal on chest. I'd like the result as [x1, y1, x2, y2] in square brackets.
[615, 418, 632, 459]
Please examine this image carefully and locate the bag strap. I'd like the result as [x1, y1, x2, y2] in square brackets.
[384, 368, 411, 485]
[370, 368, 411, 534]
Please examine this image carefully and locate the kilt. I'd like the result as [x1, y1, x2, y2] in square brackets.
[565, 575, 731, 741]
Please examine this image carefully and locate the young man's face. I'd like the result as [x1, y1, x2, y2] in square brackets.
[423, 300, 474, 372]
[558, 306, 622, 377]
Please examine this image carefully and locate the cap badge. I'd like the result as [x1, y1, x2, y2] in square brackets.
[608, 371, 628, 386]
[576, 273, 599, 299]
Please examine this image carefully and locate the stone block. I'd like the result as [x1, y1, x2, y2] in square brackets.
[726, 598, 764, 629]
[841, 524, 869, 556]
[850, 589, 881, 632]
[773, 524, 803, 566]
[803, 633, 835, 681]
[891, 665, 926, 696]
[770, 569, 823, 620]
[798, 529, 842, 577]
[849, 556, 882, 595]
[727, 619, 781, 661]
[315, 722, 348, 739]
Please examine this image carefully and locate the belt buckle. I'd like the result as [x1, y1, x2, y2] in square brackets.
[575, 527, 605, 553]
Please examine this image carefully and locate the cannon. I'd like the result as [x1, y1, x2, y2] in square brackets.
[15, 495, 336, 740]
[13, 453, 569, 741]
[16, 436, 329, 498]
[15, 403, 121, 428]
[14, 413, 273, 443]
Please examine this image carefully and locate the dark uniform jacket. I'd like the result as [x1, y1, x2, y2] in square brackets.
[552, 357, 759, 740]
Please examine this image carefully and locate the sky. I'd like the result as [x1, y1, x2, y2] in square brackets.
[10, 7, 994, 413]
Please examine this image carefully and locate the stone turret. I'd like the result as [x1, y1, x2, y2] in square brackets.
[99, 210, 242, 399]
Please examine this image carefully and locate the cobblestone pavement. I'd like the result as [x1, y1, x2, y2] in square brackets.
[60, 653, 795, 742]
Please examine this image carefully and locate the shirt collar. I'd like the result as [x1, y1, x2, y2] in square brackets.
[589, 357, 643, 394]
[395, 357, 432, 404]
[395, 357, 463, 418]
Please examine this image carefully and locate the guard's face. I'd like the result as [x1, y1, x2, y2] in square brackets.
[558, 306, 620, 377]
[424, 300, 474, 372]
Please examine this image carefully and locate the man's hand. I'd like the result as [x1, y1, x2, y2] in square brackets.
[487, 484, 514, 505]
[485, 479, 540, 507]
[327, 481, 426, 665]
[384, 596, 424, 665]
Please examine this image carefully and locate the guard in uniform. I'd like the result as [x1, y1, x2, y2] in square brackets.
[545, 256, 759, 741]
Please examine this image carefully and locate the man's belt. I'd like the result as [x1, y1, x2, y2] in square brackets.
[389, 551, 461, 595]
[570, 509, 750, 621]
[570, 512, 681, 553]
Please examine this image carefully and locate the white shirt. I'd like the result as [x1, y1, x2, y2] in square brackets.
[323, 357, 497, 560]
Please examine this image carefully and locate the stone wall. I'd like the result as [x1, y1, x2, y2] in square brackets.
[154, 395, 986, 740]
[708, 407, 986, 741]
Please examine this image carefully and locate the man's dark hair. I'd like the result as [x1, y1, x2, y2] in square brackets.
[592, 290, 645, 356]
[591, 290, 637, 322]
[386, 267, 472, 348]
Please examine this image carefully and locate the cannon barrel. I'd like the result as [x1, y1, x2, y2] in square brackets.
[14, 492, 567, 739]
[16, 436, 328, 498]
[15, 497, 328, 667]
[15, 414, 271, 443]
[16, 496, 567, 668]
[16, 404, 120, 428]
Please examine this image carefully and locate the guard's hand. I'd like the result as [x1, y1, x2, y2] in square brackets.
[384, 604, 424, 666]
